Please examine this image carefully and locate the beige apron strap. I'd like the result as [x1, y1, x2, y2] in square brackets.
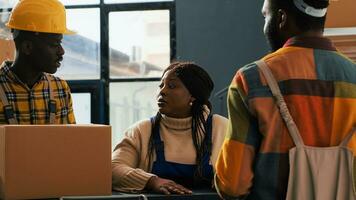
[255, 60, 304, 147]
[0, 85, 18, 124]
[45, 74, 56, 124]
[340, 127, 355, 147]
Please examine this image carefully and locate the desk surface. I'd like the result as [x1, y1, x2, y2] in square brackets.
[60, 190, 219, 200]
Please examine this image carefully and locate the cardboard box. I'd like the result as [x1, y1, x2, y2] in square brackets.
[0, 125, 112, 200]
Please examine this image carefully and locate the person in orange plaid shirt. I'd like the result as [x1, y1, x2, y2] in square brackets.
[0, 0, 75, 124]
[214, 0, 356, 199]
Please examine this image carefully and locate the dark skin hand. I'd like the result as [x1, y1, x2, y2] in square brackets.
[146, 176, 192, 195]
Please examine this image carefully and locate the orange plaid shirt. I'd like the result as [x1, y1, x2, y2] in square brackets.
[0, 61, 75, 124]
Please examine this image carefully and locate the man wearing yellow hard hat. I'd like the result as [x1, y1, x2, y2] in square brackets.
[0, 0, 75, 124]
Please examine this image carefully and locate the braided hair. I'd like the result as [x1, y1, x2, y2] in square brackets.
[147, 62, 214, 183]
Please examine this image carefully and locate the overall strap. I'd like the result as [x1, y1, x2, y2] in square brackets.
[45, 74, 56, 124]
[150, 117, 165, 162]
[0, 84, 18, 124]
[205, 114, 213, 141]
[202, 114, 213, 162]
[255, 60, 304, 147]
[204, 114, 213, 153]
[340, 127, 355, 147]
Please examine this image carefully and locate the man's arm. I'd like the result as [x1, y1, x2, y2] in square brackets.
[215, 70, 259, 199]
[66, 91, 76, 124]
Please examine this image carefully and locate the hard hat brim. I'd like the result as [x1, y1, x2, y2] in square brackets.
[6, 22, 77, 35]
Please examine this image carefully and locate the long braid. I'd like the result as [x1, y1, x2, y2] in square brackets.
[173, 62, 214, 183]
[147, 106, 212, 182]
[191, 103, 212, 183]
[146, 112, 162, 168]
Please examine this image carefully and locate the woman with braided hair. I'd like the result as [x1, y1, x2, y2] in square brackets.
[112, 62, 227, 194]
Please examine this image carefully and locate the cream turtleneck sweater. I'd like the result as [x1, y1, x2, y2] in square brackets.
[112, 113, 227, 192]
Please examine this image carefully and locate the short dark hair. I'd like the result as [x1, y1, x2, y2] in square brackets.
[12, 30, 40, 49]
[270, 0, 329, 32]
[12, 30, 29, 49]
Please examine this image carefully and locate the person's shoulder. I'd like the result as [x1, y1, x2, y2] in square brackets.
[212, 114, 228, 125]
[125, 118, 152, 137]
[46, 74, 70, 88]
[133, 118, 152, 130]
[330, 51, 356, 67]
[237, 49, 289, 75]
[238, 47, 292, 71]
[211, 114, 228, 140]
[238, 62, 258, 74]
[46, 74, 66, 82]
[262, 46, 310, 67]
[1, 60, 12, 67]
[0, 61, 12, 75]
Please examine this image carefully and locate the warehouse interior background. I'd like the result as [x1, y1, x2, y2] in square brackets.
[0, 0, 355, 147]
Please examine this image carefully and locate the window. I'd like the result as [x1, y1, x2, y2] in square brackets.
[105, 0, 173, 4]
[57, 8, 101, 80]
[110, 82, 158, 148]
[109, 10, 170, 78]
[0, 0, 100, 7]
[0, 11, 14, 63]
[60, 0, 99, 5]
[106, 2, 175, 143]
[0, 0, 17, 8]
[0, 1, 176, 148]
[72, 93, 92, 124]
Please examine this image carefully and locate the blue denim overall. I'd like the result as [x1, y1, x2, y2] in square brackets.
[151, 115, 214, 189]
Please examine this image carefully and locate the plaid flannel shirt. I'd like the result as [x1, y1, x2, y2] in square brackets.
[0, 61, 75, 124]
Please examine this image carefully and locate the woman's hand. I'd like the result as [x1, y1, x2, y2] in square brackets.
[146, 176, 192, 195]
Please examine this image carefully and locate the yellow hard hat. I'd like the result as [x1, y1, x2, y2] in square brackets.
[5, 0, 75, 34]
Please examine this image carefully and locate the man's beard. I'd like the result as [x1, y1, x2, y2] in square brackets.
[265, 16, 286, 52]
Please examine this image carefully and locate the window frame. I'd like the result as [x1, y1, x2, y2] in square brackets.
[64, 0, 176, 124]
